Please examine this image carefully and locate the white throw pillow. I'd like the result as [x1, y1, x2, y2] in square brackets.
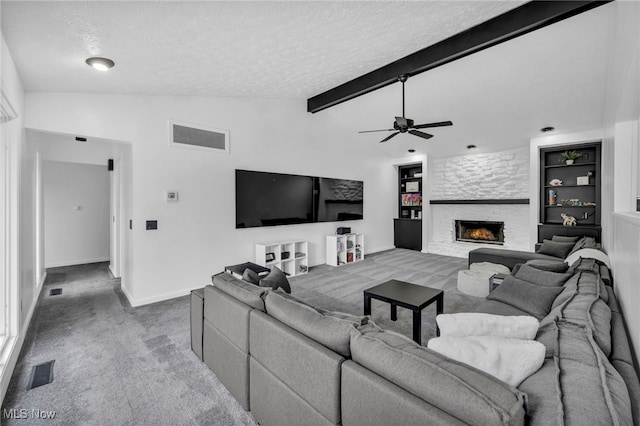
[436, 313, 539, 340]
[428, 336, 545, 387]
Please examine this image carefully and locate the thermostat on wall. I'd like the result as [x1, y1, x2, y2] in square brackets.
[166, 191, 179, 202]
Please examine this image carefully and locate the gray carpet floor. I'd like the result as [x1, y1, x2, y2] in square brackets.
[1, 262, 256, 426]
[1, 250, 481, 425]
[289, 248, 478, 343]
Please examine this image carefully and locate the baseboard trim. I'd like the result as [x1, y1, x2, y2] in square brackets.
[120, 286, 194, 308]
[367, 245, 396, 254]
[0, 276, 46, 404]
[45, 257, 110, 268]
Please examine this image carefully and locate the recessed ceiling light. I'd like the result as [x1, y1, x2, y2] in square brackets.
[466, 144, 476, 149]
[540, 126, 555, 133]
[85, 57, 115, 71]
[408, 149, 416, 153]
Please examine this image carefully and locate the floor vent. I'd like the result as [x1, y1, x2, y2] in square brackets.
[27, 360, 55, 390]
[49, 288, 62, 296]
[169, 120, 229, 153]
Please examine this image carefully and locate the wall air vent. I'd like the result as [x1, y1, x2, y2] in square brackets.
[169, 120, 229, 154]
[1, 88, 18, 123]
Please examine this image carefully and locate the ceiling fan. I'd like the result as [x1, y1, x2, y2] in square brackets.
[359, 75, 453, 143]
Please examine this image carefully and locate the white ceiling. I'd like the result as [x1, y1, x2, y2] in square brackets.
[1, 1, 618, 158]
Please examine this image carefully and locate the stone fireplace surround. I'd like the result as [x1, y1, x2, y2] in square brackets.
[428, 203, 529, 258]
[426, 147, 531, 258]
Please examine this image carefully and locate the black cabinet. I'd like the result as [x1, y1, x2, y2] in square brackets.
[394, 219, 422, 251]
[539, 142, 601, 241]
[395, 164, 422, 250]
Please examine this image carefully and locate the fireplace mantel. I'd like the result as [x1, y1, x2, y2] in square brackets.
[429, 199, 529, 205]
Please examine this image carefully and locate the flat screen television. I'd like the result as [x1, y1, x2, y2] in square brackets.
[235, 169, 363, 228]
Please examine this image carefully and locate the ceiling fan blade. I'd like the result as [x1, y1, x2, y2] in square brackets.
[408, 130, 433, 140]
[395, 116, 408, 127]
[412, 120, 453, 129]
[358, 129, 395, 133]
[380, 132, 400, 143]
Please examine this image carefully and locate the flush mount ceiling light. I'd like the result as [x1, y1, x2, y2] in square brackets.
[85, 57, 115, 71]
[408, 149, 416, 153]
[540, 126, 555, 133]
[75, 136, 87, 142]
[466, 144, 477, 149]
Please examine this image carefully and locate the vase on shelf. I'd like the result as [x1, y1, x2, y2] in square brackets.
[565, 159, 574, 165]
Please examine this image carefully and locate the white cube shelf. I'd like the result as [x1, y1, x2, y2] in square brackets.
[326, 234, 364, 266]
[255, 240, 308, 277]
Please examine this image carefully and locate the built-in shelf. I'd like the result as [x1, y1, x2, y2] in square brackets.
[430, 199, 529, 205]
[544, 161, 596, 169]
[539, 142, 601, 240]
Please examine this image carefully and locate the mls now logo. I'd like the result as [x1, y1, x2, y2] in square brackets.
[3, 408, 57, 419]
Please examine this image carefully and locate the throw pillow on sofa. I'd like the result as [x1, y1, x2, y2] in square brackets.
[525, 259, 570, 273]
[536, 239, 575, 258]
[486, 276, 563, 320]
[514, 264, 572, 287]
[436, 313, 539, 340]
[259, 266, 291, 293]
[427, 335, 545, 387]
[242, 268, 260, 285]
[551, 235, 580, 243]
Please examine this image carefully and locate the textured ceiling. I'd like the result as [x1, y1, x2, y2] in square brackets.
[0, 1, 620, 159]
[1, 1, 525, 97]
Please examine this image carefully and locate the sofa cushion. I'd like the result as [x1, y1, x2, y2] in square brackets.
[513, 264, 572, 287]
[258, 266, 291, 293]
[486, 276, 563, 320]
[350, 324, 526, 426]
[212, 272, 267, 311]
[551, 235, 580, 243]
[536, 239, 575, 258]
[525, 259, 569, 273]
[264, 290, 366, 357]
[520, 320, 632, 426]
[543, 271, 612, 357]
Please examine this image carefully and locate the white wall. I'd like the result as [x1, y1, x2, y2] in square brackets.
[603, 0, 640, 365]
[24, 93, 396, 306]
[43, 161, 110, 267]
[0, 33, 44, 406]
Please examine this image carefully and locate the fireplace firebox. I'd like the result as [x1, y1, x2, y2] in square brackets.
[455, 220, 504, 245]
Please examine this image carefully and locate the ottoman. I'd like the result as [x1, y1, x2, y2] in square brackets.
[457, 262, 511, 298]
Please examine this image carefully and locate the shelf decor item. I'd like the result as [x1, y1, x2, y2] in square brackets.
[561, 213, 577, 227]
[558, 150, 582, 165]
[406, 181, 419, 192]
[549, 179, 563, 186]
[577, 176, 589, 186]
[548, 189, 557, 206]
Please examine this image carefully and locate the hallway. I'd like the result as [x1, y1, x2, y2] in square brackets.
[1, 263, 254, 425]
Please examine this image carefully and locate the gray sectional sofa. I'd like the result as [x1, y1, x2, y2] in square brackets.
[196, 248, 638, 425]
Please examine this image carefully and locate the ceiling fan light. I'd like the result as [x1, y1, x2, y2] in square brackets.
[86, 57, 115, 71]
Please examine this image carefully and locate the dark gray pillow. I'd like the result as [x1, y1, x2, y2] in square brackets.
[486, 276, 563, 319]
[514, 264, 572, 287]
[551, 235, 580, 243]
[568, 236, 598, 255]
[242, 268, 260, 285]
[259, 266, 291, 293]
[536, 239, 575, 258]
[525, 259, 570, 273]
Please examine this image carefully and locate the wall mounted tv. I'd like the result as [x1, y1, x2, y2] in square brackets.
[236, 169, 364, 228]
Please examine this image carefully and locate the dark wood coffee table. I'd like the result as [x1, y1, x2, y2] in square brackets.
[363, 279, 444, 345]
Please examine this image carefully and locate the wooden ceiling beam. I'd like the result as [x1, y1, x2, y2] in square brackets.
[307, 1, 612, 113]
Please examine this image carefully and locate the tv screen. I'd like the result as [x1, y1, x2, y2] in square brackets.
[235, 170, 363, 228]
